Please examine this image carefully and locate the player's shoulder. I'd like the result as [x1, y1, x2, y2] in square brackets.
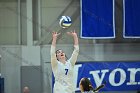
[66, 60, 72, 65]
[57, 61, 62, 66]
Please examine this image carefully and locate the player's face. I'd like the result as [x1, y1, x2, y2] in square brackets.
[56, 49, 66, 61]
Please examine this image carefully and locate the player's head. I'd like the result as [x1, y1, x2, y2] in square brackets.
[79, 77, 94, 92]
[55, 49, 68, 61]
[23, 86, 30, 93]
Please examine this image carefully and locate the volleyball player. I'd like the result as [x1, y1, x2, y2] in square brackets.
[50, 31, 79, 93]
[79, 77, 105, 93]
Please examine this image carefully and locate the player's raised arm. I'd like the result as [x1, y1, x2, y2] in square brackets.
[67, 30, 79, 66]
[50, 32, 60, 68]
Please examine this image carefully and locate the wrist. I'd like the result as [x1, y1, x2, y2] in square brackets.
[53, 37, 57, 40]
[73, 35, 78, 39]
[73, 35, 78, 38]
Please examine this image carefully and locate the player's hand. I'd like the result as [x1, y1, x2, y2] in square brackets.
[52, 32, 61, 39]
[67, 30, 77, 37]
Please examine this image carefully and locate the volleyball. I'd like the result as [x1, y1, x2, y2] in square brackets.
[59, 16, 72, 28]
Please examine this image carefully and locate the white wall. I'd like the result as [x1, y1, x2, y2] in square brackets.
[21, 46, 40, 66]
[0, 46, 21, 93]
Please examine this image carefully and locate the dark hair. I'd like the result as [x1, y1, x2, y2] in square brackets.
[55, 49, 68, 61]
[80, 77, 94, 92]
[80, 77, 105, 92]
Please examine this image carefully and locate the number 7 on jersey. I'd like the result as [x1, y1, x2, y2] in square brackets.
[65, 69, 69, 75]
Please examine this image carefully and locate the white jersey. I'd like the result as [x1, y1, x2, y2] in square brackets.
[50, 45, 79, 93]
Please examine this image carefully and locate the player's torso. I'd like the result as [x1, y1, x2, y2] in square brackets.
[56, 61, 74, 78]
[53, 61, 75, 92]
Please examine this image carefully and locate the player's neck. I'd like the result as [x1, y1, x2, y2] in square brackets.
[59, 59, 66, 64]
